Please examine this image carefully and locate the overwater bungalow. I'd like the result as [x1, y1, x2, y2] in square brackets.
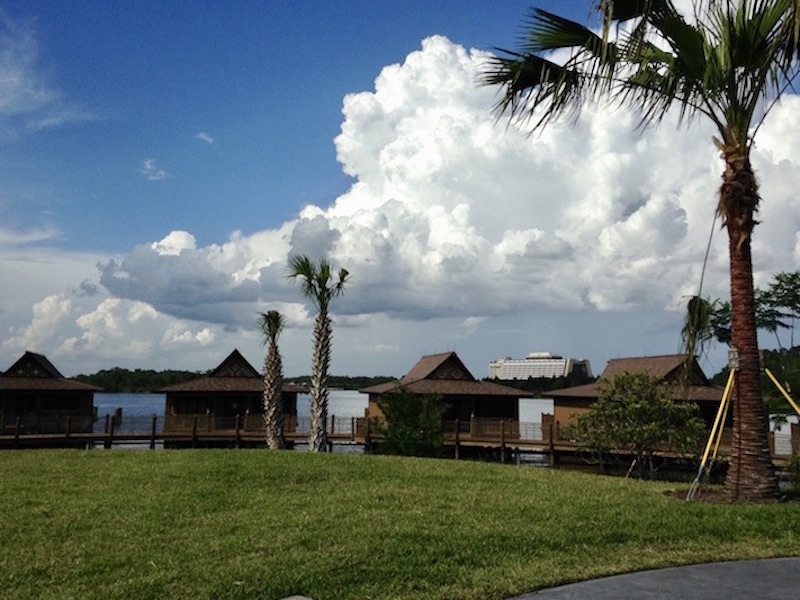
[157, 349, 306, 442]
[0, 351, 100, 436]
[361, 351, 531, 428]
[545, 354, 724, 431]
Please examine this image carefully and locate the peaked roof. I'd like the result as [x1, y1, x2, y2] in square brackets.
[601, 355, 710, 385]
[400, 352, 475, 384]
[547, 355, 721, 402]
[210, 349, 260, 378]
[0, 351, 101, 391]
[157, 349, 306, 394]
[361, 351, 529, 398]
[6, 351, 64, 378]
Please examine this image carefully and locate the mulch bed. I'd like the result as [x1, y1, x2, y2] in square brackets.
[662, 488, 799, 503]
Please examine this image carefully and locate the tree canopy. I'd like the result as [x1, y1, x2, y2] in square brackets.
[74, 367, 203, 393]
[567, 372, 706, 479]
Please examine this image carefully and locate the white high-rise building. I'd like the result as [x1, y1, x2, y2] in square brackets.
[489, 352, 592, 380]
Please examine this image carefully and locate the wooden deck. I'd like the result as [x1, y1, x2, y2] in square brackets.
[1, 414, 797, 467]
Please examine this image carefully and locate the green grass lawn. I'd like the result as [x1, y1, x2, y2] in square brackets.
[1, 450, 798, 600]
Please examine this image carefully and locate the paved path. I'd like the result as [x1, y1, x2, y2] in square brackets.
[507, 557, 800, 599]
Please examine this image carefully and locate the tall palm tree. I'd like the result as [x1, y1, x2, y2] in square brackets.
[259, 310, 286, 450]
[287, 255, 350, 452]
[483, 0, 800, 500]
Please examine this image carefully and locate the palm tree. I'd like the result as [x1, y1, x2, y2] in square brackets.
[259, 310, 286, 449]
[287, 255, 350, 452]
[483, 1, 800, 500]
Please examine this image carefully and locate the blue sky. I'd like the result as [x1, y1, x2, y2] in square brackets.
[4, 0, 581, 253]
[2, 1, 800, 379]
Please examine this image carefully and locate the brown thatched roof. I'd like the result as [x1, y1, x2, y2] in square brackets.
[600, 355, 710, 385]
[361, 351, 530, 398]
[156, 349, 306, 394]
[547, 354, 722, 403]
[0, 351, 101, 392]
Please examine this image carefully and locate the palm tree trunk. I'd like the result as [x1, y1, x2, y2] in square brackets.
[263, 345, 284, 450]
[720, 144, 779, 501]
[308, 312, 331, 452]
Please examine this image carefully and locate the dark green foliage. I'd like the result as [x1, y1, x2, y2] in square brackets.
[711, 347, 800, 414]
[375, 388, 448, 458]
[285, 375, 396, 390]
[760, 348, 800, 415]
[74, 367, 203, 392]
[488, 371, 595, 395]
[73, 369, 392, 393]
[703, 269, 800, 350]
[788, 453, 800, 493]
[567, 372, 706, 479]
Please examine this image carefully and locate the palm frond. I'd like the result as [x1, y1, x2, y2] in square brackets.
[258, 310, 285, 346]
[529, 9, 607, 56]
[286, 254, 349, 313]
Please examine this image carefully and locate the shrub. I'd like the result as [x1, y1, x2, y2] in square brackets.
[788, 452, 800, 493]
[375, 387, 448, 458]
[567, 371, 706, 479]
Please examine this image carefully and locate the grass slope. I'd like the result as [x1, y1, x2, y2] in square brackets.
[1, 450, 799, 600]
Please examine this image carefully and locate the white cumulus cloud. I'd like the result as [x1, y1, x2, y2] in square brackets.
[5, 35, 800, 377]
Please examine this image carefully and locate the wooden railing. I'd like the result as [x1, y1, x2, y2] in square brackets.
[0, 411, 94, 435]
[2, 413, 798, 458]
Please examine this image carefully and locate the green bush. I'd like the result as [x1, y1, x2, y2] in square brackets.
[788, 452, 800, 493]
[375, 387, 448, 458]
[567, 372, 706, 479]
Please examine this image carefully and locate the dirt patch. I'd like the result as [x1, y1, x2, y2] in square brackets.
[663, 488, 800, 504]
[663, 488, 729, 503]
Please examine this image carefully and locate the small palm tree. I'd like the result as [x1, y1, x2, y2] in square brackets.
[259, 310, 286, 449]
[483, 1, 800, 500]
[287, 255, 350, 452]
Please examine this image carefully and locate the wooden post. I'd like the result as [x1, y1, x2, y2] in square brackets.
[65, 416, 71, 439]
[150, 414, 157, 450]
[192, 415, 198, 448]
[104, 413, 110, 434]
[235, 414, 241, 449]
[351, 417, 356, 441]
[500, 420, 506, 463]
[14, 417, 21, 448]
[548, 421, 556, 467]
[454, 419, 460, 460]
[107, 414, 116, 450]
[330, 414, 336, 435]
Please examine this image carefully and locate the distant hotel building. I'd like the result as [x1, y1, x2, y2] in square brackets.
[489, 352, 593, 380]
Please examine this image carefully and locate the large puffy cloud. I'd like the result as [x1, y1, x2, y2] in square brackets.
[79, 39, 800, 350]
[5, 35, 800, 376]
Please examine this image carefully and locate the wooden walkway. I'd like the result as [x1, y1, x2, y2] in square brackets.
[1, 414, 796, 467]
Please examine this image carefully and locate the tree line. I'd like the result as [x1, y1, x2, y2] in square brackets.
[284, 375, 396, 390]
[73, 367, 393, 394]
[74, 368, 203, 393]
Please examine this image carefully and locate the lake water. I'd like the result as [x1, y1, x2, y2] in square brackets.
[93, 392, 551, 424]
[93, 390, 369, 423]
[91, 390, 371, 450]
